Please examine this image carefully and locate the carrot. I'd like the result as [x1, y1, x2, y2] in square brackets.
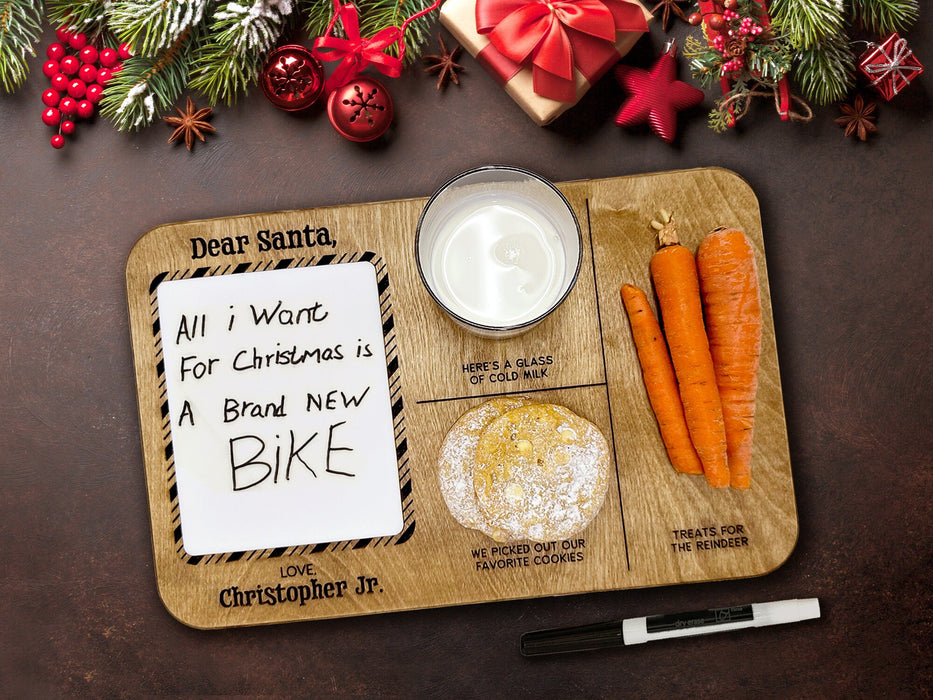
[621, 284, 704, 475]
[696, 227, 762, 490]
[648, 212, 729, 488]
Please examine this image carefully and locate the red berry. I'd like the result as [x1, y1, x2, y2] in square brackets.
[708, 13, 725, 30]
[99, 48, 119, 67]
[77, 100, 94, 119]
[42, 89, 60, 107]
[79, 64, 98, 84]
[79, 45, 99, 64]
[55, 27, 73, 43]
[60, 55, 80, 75]
[67, 79, 86, 99]
[59, 96, 77, 115]
[97, 68, 113, 85]
[51, 134, 66, 149]
[42, 107, 62, 126]
[61, 120, 76, 135]
[43, 59, 60, 78]
[86, 84, 104, 103]
[68, 32, 87, 50]
[118, 43, 132, 60]
[50, 73, 69, 91]
[47, 43, 66, 61]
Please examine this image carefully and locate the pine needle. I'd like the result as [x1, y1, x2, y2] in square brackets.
[0, 0, 43, 92]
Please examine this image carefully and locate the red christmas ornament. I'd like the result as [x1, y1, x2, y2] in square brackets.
[614, 40, 703, 143]
[326, 77, 394, 142]
[260, 44, 325, 111]
[858, 34, 924, 101]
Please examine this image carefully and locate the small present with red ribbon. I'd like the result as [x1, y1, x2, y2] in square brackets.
[858, 33, 924, 101]
[440, 0, 651, 125]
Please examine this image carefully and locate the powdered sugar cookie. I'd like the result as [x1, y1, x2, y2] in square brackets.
[473, 403, 610, 542]
[437, 396, 537, 540]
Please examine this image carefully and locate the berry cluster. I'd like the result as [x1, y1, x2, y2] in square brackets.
[40, 28, 132, 149]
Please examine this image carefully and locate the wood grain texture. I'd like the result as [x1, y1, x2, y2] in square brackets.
[127, 168, 796, 628]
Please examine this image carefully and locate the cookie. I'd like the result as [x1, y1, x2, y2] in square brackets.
[473, 403, 610, 542]
[437, 396, 537, 540]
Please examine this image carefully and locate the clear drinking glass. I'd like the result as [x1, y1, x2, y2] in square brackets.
[415, 166, 582, 339]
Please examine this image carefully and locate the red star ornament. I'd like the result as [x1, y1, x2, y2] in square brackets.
[614, 40, 703, 143]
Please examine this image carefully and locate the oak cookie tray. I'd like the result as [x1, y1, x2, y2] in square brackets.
[127, 167, 797, 629]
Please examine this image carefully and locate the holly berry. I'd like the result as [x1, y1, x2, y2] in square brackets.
[55, 27, 73, 43]
[61, 120, 76, 135]
[42, 107, 62, 126]
[99, 47, 119, 67]
[59, 96, 77, 115]
[97, 68, 113, 85]
[47, 43, 66, 61]
[68, 32, 87, 50]
[51, 134, 66, 149]
[67, 79, 87, 99]
[60, 55, 80, 75]
[42, 89, 61, 107]
[79, 64, 98, 84]
[79, 45, 99, 64]
[50, 73, 69, 91]
[43, 60, 60, 78]
[77, 100, 95, 119]
[86, 84, 104, 104]
[118, 43, 133, 60]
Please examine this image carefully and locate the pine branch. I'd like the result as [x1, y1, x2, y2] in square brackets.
[46, 0, 115, 45]
[189, 0, 295, 105]
[850, 0, 919, 34]
[792, 33, 854, 105]
[0, 0, 43, 92]
[99, 28, 197, 130]
[108, 0, 212, 55]
[770, 0, 846, 50]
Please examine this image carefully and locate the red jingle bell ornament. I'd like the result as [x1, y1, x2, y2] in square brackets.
[260, 44, 326, 111]
[326, 76, 394, 142]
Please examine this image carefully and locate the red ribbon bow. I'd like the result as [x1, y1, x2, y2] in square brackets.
[475, 0, 648, 102]
[312, 3, 404, 92]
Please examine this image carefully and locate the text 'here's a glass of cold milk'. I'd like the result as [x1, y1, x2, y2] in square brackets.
[416, 166, 582, 339]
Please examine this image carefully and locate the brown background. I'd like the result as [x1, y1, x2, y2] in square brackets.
[1, 11, 930, 698]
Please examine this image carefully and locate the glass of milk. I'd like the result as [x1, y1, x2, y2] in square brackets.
[416, 166, 582, 339]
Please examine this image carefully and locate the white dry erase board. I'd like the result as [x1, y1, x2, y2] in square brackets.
[127, 168, 798, 629]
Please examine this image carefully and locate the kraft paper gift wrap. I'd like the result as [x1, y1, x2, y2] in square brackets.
[440, 0, 651, 125]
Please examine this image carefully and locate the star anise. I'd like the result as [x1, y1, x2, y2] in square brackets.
[834, 94, 877, 141]
[423, 34, 465, 90]
[651, 0, 689, 32]
[163, 97, 215, 151]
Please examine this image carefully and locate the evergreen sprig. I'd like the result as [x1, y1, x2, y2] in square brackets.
[108, 0, 212, 56]
[46, 0, 114, 45]
[851, 0, 920, 34]
[770, 0, 845, 50]
[99, 29, 197, 130]
[791, 33, 854, 105]
[0, 0, 43, 92]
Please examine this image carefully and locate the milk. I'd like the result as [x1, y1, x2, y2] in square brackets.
[428, 193, 568, 327]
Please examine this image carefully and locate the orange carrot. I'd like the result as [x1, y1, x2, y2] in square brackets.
[621, 284, 704, 476]
[649, 213, 729, 488]
[697, 227, 762, 490]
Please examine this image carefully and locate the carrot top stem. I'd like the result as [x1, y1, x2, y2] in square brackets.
[650, 210, 681, 248]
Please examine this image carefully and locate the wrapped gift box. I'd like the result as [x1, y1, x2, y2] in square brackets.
[440, 0, 651, 125]
[858, 33, 924, 101]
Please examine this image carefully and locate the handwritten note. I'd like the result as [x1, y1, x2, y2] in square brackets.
[156, 263, 403, 556]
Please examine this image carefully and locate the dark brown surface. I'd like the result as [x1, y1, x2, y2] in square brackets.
[1, 15, 931, 697]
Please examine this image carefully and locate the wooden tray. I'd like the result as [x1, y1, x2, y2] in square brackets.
[127, 167, 797, 629]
